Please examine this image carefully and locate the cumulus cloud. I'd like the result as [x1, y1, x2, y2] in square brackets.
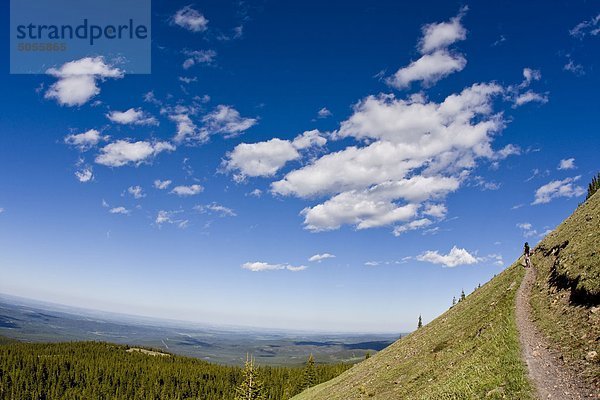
[418, 7, 468, 53]
[242, 262, 307, 272]
[223, 130, 327, 181]
[308, 253, 336, 262]
[64, 129, 107, 151]
[171, 113, 207, 144]
[532, 176, 585, 205]
[269, 83, 503, 233]
[45, 57, 123, 106]
[557, 158, 576, 170]
[194, 202, 236, 217]
[182, 49, 216, 69]
[172, 6, 209, 32]
[171, 184, 204, 196]
[154, 179, 172, 190]
[417, 246, 478, 267]
[202, 105, 257, 138]
[95, 140, 175, 167]
[388, 8, 467, 89]
[109, 206, 130, 215]
[75, 167, 93, 183]
[107, 108, 158, 126]
[127, 185, 145, 199]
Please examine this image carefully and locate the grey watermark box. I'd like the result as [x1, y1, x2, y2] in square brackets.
[10, 0, 151, 74]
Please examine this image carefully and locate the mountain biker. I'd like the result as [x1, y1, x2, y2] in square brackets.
[523, 242, 531, 268]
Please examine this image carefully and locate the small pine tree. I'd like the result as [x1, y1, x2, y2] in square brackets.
[586, 172, 600, 200]
[235, 355, 265, 400]
[302, 354, 316, 389]
[460, 289, 466, 301]
[364, 352, 371, 360]
[417, 314, 423, 329]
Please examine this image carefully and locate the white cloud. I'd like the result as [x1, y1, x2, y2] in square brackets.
[170, 113, 207, 144]
[224, 139, 300, 180]
[202, 105, 257, 138]
[154, 179, 172, 190]
[418, 7, 467, 53]
[95, 140, 175, 167]
[532, 176, 585, 205]
[388, 8, 467, 89]
[179, 76, 198, 84]
[45, 57, 123, 106]
[127, 185, 145, 199]
[182, 49, 216, 69]
[265, 83, 504, 233]
[557, 158, 576, 170]
[417, 246, 478, 267]
[291, 129, 327, 150]
[388, 50, 466, 89]
[393, 218, 433, 236]
[248, 189, 263, 197]
[423, 204, 447, 218]
[172, 6, 209, 32]
[517, 222, 537, 238]
[521, 68, 541, 87]
[0, 207, 4, 214]
[75, 167, 93, 183]
[569, 14, 600, 39]
[107, 108, 158, 126]
[171, 184, 204, 196]
[317, 107, 332, 118]
[308, 253, 336, 262]
[194, 203, 236, 217]
[109, 206, 130, 215]
[564, 59, 585, 76]
[64, 129, 106, 151]
[513, 90, 549, 107]
[242, 262, 307, 272]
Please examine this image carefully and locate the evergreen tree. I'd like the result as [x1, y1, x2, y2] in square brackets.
[235, 355, 265, 400]
[586, 172, 600, 200]
[302, 354, 317, 389]
[417, 315, 423, 329]
[364, 352, 371, 360]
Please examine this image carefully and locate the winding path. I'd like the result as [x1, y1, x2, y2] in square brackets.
[515, 265, 595, 399]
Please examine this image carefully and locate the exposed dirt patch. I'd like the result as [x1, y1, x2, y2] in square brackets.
[516, 265, 598, 399]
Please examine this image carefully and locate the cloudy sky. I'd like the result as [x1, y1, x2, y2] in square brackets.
[0, 0, 598, 332]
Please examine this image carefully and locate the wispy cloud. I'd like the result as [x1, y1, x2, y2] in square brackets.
[308, 253, 336, 262]
[242, 261, 307, 272]
[532, 176, 585, 205]
[172, 6, 209, 33]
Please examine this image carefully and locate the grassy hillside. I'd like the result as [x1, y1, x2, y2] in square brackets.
[0, 339, 350, 399]
[293, 263, 534, 400]
[529, 191, 600, 389]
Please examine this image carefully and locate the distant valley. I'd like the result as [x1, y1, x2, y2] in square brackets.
[0, 294, 397, 366]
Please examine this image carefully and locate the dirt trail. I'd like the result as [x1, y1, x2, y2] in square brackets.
[516, 265, 595, 399]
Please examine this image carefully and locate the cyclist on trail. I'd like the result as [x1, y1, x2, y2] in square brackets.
[523, 242, 531, 268]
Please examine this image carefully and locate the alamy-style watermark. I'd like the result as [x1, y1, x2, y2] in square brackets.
[10, 0, 151, 74]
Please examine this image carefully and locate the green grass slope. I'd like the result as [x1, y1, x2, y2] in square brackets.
[293, 263, 534, 400]
[529, 191, 600, 389]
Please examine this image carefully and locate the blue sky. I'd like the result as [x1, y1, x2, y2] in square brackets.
[0, 0, 598, 332]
